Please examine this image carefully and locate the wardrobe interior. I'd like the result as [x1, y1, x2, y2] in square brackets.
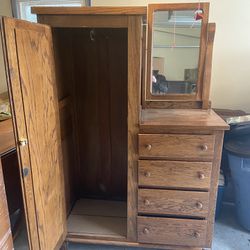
[52, 27, 129, 239]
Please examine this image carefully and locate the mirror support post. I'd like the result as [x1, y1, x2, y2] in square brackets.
[202, 23, 216, 109]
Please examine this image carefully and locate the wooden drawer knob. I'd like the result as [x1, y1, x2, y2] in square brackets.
[198, 172, 205, 180]
[193, 231, 200, 238]
[200, 144, 208, 151]
[196, 202, 203, 209]
[144, 199, 150, 205]
[145, 144, 152, 151]
[144, 171, 151, 177]
[143, 228, 150, 234]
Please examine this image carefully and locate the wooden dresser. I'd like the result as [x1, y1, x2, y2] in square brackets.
[137, 109, 228, 247]
[0, 3, 229, 250]
[0, 119, 15, 250]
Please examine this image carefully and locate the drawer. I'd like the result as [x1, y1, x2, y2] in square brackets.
[138, 216, 207, 247]
[138, 134, 215, 160]
[138, 160, 212, 190]
[138, 189, 209, 218]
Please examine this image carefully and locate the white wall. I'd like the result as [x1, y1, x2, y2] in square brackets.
[0, 0, 12, 94]
[93, 0, 250, 112]
[153, 27, 200, 80]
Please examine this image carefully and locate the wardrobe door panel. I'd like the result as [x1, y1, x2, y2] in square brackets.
[1, 17, 66, 250]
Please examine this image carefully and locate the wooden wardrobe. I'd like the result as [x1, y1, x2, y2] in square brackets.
[0, 3, 228, 250]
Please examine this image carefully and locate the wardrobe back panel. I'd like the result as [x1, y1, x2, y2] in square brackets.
[72, 28, 128, 200]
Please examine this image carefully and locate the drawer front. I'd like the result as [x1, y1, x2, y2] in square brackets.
[138, 134, 215, 160]
[138, 160, 212, 189]
[138, 189, 209, 218]
[138, 216, 207, 247]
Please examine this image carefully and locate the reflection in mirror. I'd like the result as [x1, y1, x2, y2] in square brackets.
[151, 10, 202, 95]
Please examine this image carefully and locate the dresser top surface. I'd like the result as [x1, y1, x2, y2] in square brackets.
[140, 109, 229, 131]
[31, 6, 147, 15]
[0, 119, 15, 156]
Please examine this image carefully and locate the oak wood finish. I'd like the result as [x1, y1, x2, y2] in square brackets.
[53, 29, 78, 214]
[0, 119, 15, 155]
[138, 216, 207, 247]
[145, 3, 209, 104]
[202, 23, 216, 109]
[138, 160, 212, 190]
[32, 6, 147, 15]
[67, 237, 202, 250]
[139, 134, 215, 161]
[143, 100, 203, 110]
[140, 109, 229, 132]
[0, 161, 13, 250]
[2, 17, 66, 250]
[138, 189, 209, 218]
[0, 5, 228, 250]
[70, 28, 128, 200]
[1, 17, 39, 250]
[37, 15, 129, 28]
[67, 199, 127, 240]
[206, 131, 224, 246]
[127, 16, 142, 241]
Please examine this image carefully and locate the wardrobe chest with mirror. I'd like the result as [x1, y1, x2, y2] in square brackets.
[0, 2, 228, 250]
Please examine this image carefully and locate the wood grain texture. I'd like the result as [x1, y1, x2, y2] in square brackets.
[66, 237, 202, 250]
[37, 15, 128, 28]
[138, 216, 207, 247]
[139, 134, 215, 161]
[67, 236, 202, 250]
[2, 17, 66, 250]
[53, 29, 78, 214]
[1, 17, 40, 250]
[138, 189, 209, 218]
[32, 6, 147, 15]
[67, 199, 126, 241]
[206, 131, 224, 246]
[0, 231, 13, 250]
[0, 161, 13, 250]
[142, 100, 203, 110]
[202, 23, 216, 109]
[138, 160, 212, 190]
[0, 119, 15, 156]
[140, 109, 229, 132]
[127, 16, 142, 241]
[61, 28, 128, 200]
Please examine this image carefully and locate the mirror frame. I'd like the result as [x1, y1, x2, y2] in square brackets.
[144, 2, 209, 106]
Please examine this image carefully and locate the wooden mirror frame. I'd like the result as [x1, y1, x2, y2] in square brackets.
[143, 2, 210, 108]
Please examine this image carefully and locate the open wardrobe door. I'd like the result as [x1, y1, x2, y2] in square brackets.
[0, 17, 66, 250]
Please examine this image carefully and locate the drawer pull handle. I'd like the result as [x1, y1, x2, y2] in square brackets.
[193, 231, 200, 238]
[196, 202, 203, 209]
[144, 171, 151, 177]
[200, 144, 208, 151]
[198, 172, 205, 180]
[145, 144, 152, 150]
[144, 199, 150, 205]
[143, 228, 150, 234]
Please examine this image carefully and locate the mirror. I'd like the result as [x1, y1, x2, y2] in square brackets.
[151, 9, 202, 95]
